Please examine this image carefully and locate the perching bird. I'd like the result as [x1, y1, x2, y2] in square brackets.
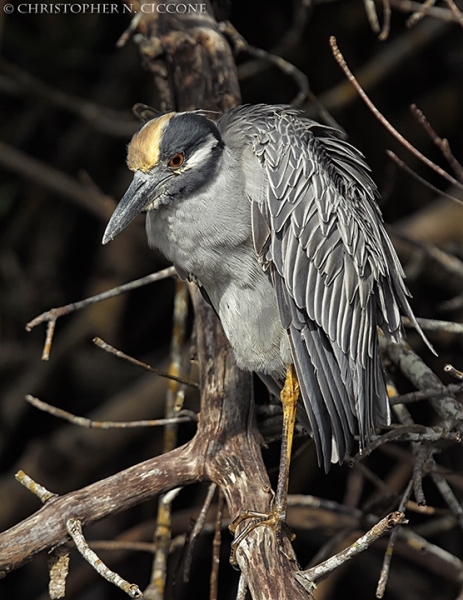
[103, 104, 431, 473]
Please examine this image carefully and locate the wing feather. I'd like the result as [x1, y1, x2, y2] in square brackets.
[218, 104, 431, 467]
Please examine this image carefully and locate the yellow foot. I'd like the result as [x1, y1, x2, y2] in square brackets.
[229, 366, 300, 567]
[229, 508, 296, 567]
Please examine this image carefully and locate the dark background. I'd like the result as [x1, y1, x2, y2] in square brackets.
[1, 0, 463, 598]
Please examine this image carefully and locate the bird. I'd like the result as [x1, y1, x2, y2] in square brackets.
[103, 103, 431, 477]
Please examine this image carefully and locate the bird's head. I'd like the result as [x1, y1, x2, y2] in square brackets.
[102, 111, 224, 244]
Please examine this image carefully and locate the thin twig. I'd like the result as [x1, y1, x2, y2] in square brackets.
[426, 245, 463, 286]
[145, 488, 183, 598]
[295, 512, 407, 592]
[163, 279, 190, 446]
[386, 0, 459, 23]
[320, 20, 448, 113]
[183, 483, 218, 582]
[439, 295, 463, 313]
[15, 470, 57, 504]
[0, 140, 112, 222]
[411, 104, 463, 182]
[246, 45, 309, 108]
[270, 0, 312, 58]
[66, 518, 143, 598]
[387, 150, 463, 206]
[229, 0, 311, 75]
[412, 444, 431, 506]
[376, 480, 413, 597]
[116, 10, 143, 47]
[443, 0, 463, 27]
[431, 471, 463, 533]
[288, 494, 363, 517]
[0, 58, 137, 137]
[223, 20, 339, 127]
[329, 36, 463, 193]
[444, 364, 463, 380]
[406, 0, 437, 26]
[48, 549, 70, 600]
[210, 490, 225, 600]
[379, 0, 392, 39]
[403, 316, 463, 335]
[363, 0, 381, 32]
[93, 337, 199, 389]
[148, 280, 189, 599]
[390, 382, 463, 405]
[26, 395, 197, 428]
[354, 461, 396, 498]
[15, 471, 69, 597]
[90, 540, 157, 553]
[26, 266, 177, 360]
[399, 526, 463, 579]
[350, 425, 461, 464]
[381, 334, 463, 421]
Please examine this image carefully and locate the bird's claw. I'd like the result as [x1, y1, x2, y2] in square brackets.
[229, 508, 296, 567]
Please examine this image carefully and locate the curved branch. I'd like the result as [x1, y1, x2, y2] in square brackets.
[0, 443, 200, 577]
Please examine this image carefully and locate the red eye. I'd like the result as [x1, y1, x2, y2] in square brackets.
[168, 152, 185, 168]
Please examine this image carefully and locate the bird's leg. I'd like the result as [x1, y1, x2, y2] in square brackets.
[274, 363, 299, 537]
[229, 364, 299, 565]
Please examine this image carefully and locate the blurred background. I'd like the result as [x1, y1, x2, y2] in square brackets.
[1, 0, 463, 598]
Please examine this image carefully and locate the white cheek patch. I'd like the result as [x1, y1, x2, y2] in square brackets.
[183, 135, 219, 170]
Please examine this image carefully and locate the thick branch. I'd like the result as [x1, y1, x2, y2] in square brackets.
[190, 287, 306, 599]
[0, 444, 199, 577]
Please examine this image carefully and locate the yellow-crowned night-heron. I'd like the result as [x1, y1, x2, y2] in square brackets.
[103, 104, 430, 540]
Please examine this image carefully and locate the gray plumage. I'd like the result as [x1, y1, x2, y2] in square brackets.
[103, 104, 431, 472]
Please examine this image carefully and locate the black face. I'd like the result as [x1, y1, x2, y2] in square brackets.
[159, 113, 224, 164]
[159, 113, 225, 199]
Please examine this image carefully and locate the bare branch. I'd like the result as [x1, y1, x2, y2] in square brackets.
[376, 481, 413, 597]
[25, 266, 176, 360]
[404, 317, 463, 335]
[431, 471, 463, 533]
[210, 490, 225, 600]
[48, 549, 70, 600]
[66, 518, 143, 598]
[443, 0, 463, 27]
[387, 150, 463, 206]
[93, 337, 199, 389]
[296, 512, 407, 592]
[379, 0, 392, 39]
[381, 334, 463, 421]
[0, 58, 137, 137]
[145, 280, 190, 599]
[363, 0, 381, 32]
[411, 104, 463, 182]
[387, 0, 458, 23]
[245, 45, 309, 108]
[406, 0, 437, 26]
[183, 483, 217, 582]
[412, 444, 431, 506]
[0, 443, 200, 575]
[390, 382, 463, 405]
[26, 394, 197, 428]
[15, 469, 57, 504]
[0, 140, 114, 221]
[329, 36, 463, 193]
[444, 364, 463, 380]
